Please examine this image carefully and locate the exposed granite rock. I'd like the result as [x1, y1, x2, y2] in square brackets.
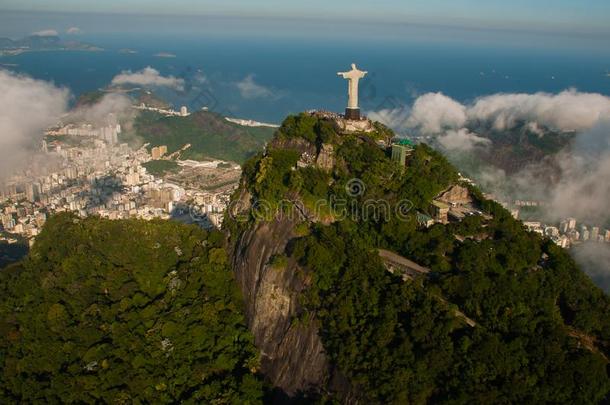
[230, 217, 330, 396]
[229, 187, 252, 220]
[436, 184, 472, 205]
[316, 143, 335, 172]
[269, 136, 316, 156]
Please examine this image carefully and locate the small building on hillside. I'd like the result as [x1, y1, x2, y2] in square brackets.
[430, 200, 449, 224]
[416, 211, 435, 228]
[391, 139, 414, 166]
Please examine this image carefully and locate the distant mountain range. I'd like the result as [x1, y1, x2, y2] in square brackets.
[0, 34, 102, 55]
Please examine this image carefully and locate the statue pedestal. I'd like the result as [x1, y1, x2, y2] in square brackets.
[332, 116, 374, 134]
[344, 108, 361, 121]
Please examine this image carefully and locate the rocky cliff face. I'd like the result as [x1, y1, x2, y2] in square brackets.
[226, 137, 353, 399]
[224, 113, 381, 401]
[230, 216, 331, 397]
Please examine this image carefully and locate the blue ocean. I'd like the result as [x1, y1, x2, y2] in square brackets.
[3, 33, 610, 123]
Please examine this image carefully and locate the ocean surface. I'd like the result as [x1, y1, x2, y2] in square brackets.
[3, 33, 610, 124]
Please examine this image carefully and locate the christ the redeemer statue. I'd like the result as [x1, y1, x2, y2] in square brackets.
[338, 63, 367, 120]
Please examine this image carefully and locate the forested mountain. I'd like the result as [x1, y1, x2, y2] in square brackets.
[129, 110, 275, 164]
[1, 113, 608, 404]
[226, 113, 610, 403]
[73, 90, 276, 164]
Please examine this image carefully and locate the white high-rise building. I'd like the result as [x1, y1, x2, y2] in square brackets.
[581, 225, 589, 241]
[567, 218, 577, 230]
[180, 106, 188, 116]
[591, 226, 600, 241]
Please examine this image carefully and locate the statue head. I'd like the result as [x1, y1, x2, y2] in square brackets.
[351, 63, 357, 70]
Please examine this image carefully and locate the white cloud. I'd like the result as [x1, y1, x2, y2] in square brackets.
[0, 70, 70, 176]
[526, 122, 546, 137]
[68, 93, 133, 126]
[154, 52, 176, 58]
[31, 29, 59, 37]
[437, 128, 491, 151]
[548, 152, 610, 221]
[66, 27, 82, 35]
[373, 89, 610, 136]
[406, 92, 467, 134]
[468, 89, 610, 132]
[367, 107, 410, 130]
[111, 67, 184, 91]
[236, 74, 275, 99]
[544, 119, 610, 222]
[571, 243, 610, 294]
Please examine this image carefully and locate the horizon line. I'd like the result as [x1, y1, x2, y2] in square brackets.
[2, 8, 610, 40]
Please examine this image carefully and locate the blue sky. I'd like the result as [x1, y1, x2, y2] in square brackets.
[1, 0, 609, 33]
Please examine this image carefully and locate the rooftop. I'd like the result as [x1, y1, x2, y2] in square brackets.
[393, 138, 414, 147]
[431, 200, 450, 209]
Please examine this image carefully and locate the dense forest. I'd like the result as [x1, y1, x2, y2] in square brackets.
[0, 214, 264, 403]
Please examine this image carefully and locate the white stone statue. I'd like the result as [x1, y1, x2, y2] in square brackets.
[337, 63, 367, 110]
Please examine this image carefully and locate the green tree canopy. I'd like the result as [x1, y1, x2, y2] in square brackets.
[0, 213, 263, 404]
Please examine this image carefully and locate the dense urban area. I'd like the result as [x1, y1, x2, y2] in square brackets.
[0, 105, 241, 262]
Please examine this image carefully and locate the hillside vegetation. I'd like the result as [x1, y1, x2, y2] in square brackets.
[228, 113, 610, 403]
[0, 112, 608, 404]
[129, 110, 276, 163]
[0, 214, 264, 404]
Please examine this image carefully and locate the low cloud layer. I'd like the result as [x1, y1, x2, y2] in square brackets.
[437, 128, 491, 151]
[0, 69, 70, 176]
[548, 119, 610, 221]
[407, 92, 467, 134]
[571, 243, 610, 294]
[66, 27, 82, 35]
[372, 89, 610, 136]
[368, 107, 410, 131]
[31, 29, 59, 37]
[0, 71, 139, 180]
[67, 93, 134, 127]
[468, 90, 610, 132]
[235, 74, 275, 99]
[111, 67, 184, 91]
